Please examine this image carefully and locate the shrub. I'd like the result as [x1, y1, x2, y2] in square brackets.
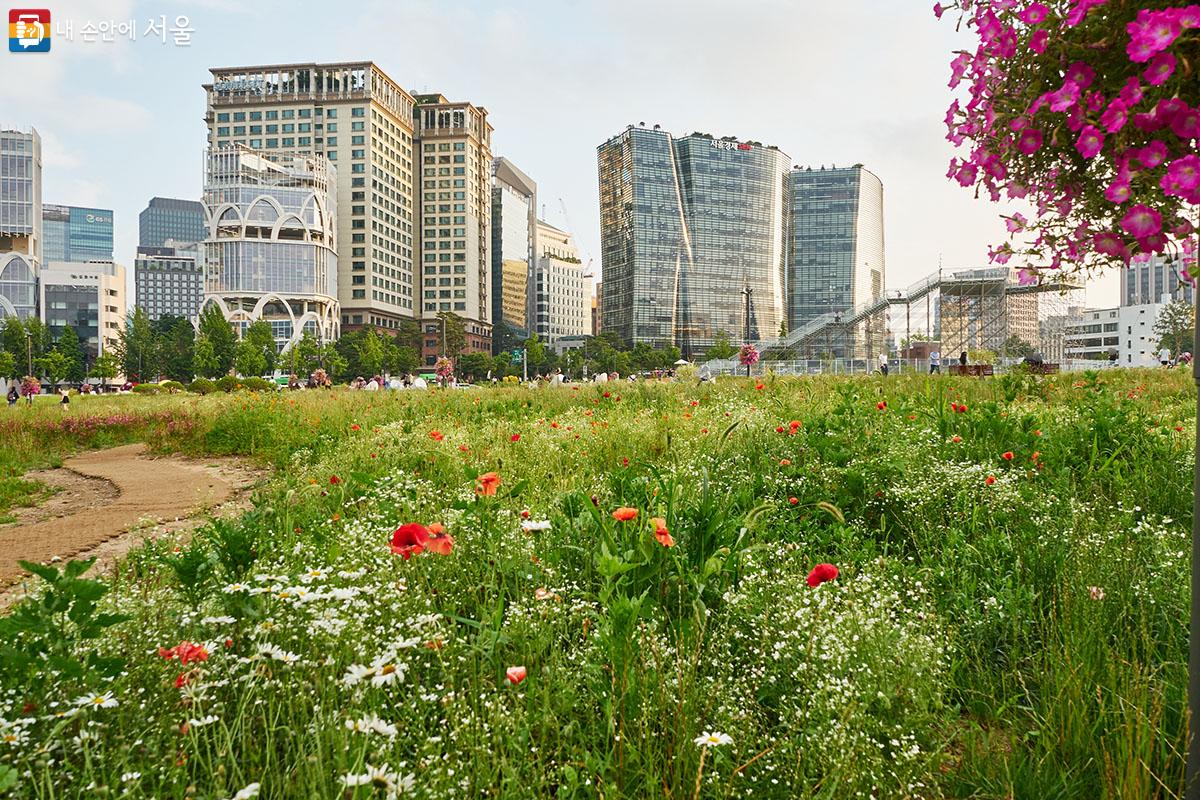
[240, 377, 276, 393]
[214, 376, 240, 394]
[159, 380, 185, 394]
[187, 378, 215, 395]
[131, 384, 161, 395]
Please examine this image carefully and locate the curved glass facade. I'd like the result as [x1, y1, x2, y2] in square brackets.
[202, 148, 339, 347]
[787, 166, 885, 336]
[597, 127, 788, 357]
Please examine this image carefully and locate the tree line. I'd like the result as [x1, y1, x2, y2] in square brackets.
[0, 308, 741, 389]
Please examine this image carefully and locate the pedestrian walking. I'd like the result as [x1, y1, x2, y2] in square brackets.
[6, 386, 17, 407]
[878, 352, 889, 377]
[929, 350, 941, 374]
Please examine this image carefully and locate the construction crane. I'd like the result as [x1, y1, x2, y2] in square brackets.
[558, 198, 595, 277]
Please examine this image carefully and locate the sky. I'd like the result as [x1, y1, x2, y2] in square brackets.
[4, 0, 1119, 307]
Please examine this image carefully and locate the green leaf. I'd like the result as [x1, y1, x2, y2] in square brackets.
[63, 557, 97, 579]
[17, 560, 59, 583]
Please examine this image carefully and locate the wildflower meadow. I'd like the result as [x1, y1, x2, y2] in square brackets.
[0, 370, 1194, 798]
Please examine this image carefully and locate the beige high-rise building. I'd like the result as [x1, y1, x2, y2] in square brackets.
[534, 220, 591, 345]
[203, 62, 417, 332]
[412, 93, 494, 363]
[39, 261, 127, 359]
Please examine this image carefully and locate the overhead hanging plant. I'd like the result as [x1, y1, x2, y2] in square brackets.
[938, 0, 1199, 283]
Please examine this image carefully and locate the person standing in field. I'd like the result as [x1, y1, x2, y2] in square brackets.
[60, 388, 70, 409]
[929, 350, 941, 374]
[878, 352, 889, 376]
[1160, 346, 1171, 367]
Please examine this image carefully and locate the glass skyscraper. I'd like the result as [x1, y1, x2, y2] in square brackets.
[786, 165, 885, 336]
[491, 157, 536, 346]
[139, 196, 205, 248]
[597, 126, 789, 357]
[0, 127, 41, 320]
[41, 204, 114, 262]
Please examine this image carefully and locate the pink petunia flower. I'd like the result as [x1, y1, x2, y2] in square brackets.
[1120, 205, 1163, 239]
[1015, 127, 1043, 155]
[1144, 52, 1176, 86]
[1074, 125, 1104, 159]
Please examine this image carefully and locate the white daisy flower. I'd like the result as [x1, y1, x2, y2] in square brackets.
[120, 772, 141, 782]
[73, 692, 118, 709]
[370, 662, 405, 686]
[229, 783, 261, 800]
[188, 715, 220, 727]
[521, 519, 552, 532]
[693, 731, 733, 747]
[343, 664, 375, 686]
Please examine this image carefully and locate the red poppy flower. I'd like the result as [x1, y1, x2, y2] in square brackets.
[951, 435, 962, 443]
[755, 383, 765, 390]
[957, 404, 968, 413]
[612, 507, 638, 522]
[603, 391, 611, 398]
[159, 641, 209, 665]
[1031, 451, 1041, 462]
[876, 401, 887, 411]
[506, 665, 527, 685]
[779, 459, 791, 466]
[430, 430, 445, 442]
[476, 472, 501, 496]
[390, 523, 430, 559]
[621, 457, 629, 467]
[788, 496, 798, 505]
[350, 424, 360, 431]
[789, 420, 802, 432]
[650, 517, 675, 547]
[806, 563, 838, 587]
[425, 522, 455, 556]
[174, 672, 190, 689]
[510, 434, 521, 443]
[329, 475, 341, 485]
[985, 475, 996, 486]
[776, 426, 786, 433]
[1002, 451, 1014, 461]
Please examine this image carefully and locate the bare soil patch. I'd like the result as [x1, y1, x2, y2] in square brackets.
[0, 443, 264, 603]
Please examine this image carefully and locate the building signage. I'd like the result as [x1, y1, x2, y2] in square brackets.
[214, 78, 265, 95]
[710, 140, 752, 152]
[84, 213, 111, 224]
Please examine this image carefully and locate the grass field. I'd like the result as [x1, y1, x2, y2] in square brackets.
[0, 369, 1194, 799]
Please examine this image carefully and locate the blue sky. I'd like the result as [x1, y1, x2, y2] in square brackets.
[4, 0, 1118, 305]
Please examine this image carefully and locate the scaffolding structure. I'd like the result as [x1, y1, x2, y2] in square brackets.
[753, 267, 1083, 364]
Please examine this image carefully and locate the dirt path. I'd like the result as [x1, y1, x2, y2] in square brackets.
[0, 444, 262, 593]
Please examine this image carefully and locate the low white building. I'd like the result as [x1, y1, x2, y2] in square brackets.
[533, 220, 591, 345]
[1064, 300, 1175, 367]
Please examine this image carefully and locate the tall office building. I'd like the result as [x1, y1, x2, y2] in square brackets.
[534, 220, 590, 344]
[491, 157, 536, 346]
[597, 125, 789, 357]
[139, 197, 205, 248]
[0, 127, 41, 319]
[41, 204, 114, 262]
[413, 93, 494, 359]
[787, 165, 885, 339]
[1121, 253, 1194, 306]
[201, 148, 339, 349]
[204, 63, 417, 332]
[39, 261, 127, 359]
[135, 245, 203, 321]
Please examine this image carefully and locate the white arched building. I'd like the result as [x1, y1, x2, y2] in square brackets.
[201, 148, 338, 350]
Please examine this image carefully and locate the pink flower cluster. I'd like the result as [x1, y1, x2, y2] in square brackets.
[939, 0, 1200, 281]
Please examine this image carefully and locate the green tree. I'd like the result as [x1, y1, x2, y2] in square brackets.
[492, 319, 525, 356]
[706, 331, 738, 360]
[0, 352, 14, 383]
[396, 319, 422, 353]
[197, 304, 236, 376]
[234, 338, 267, 378]
[91, 352, 119, 390]
[357, 329, 387, 376]
[35, 350, 71, 391]
[115, 308, 158, 382]
[54, 326, 86, 383]
[456, 351, 491, 381]
[287, 331, 321, 377]
[437, 312, 467, 357]
[192, 334, 221, 379]
[1, 317, 27, 378]
[154, 316, 196, 383]
[1153, 300, 1194, 358]
[1002, 335, 1037, 359]
[243, 320, 278, 375]
[390, 343, 420, 375]
[523, 333, 548, 375]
